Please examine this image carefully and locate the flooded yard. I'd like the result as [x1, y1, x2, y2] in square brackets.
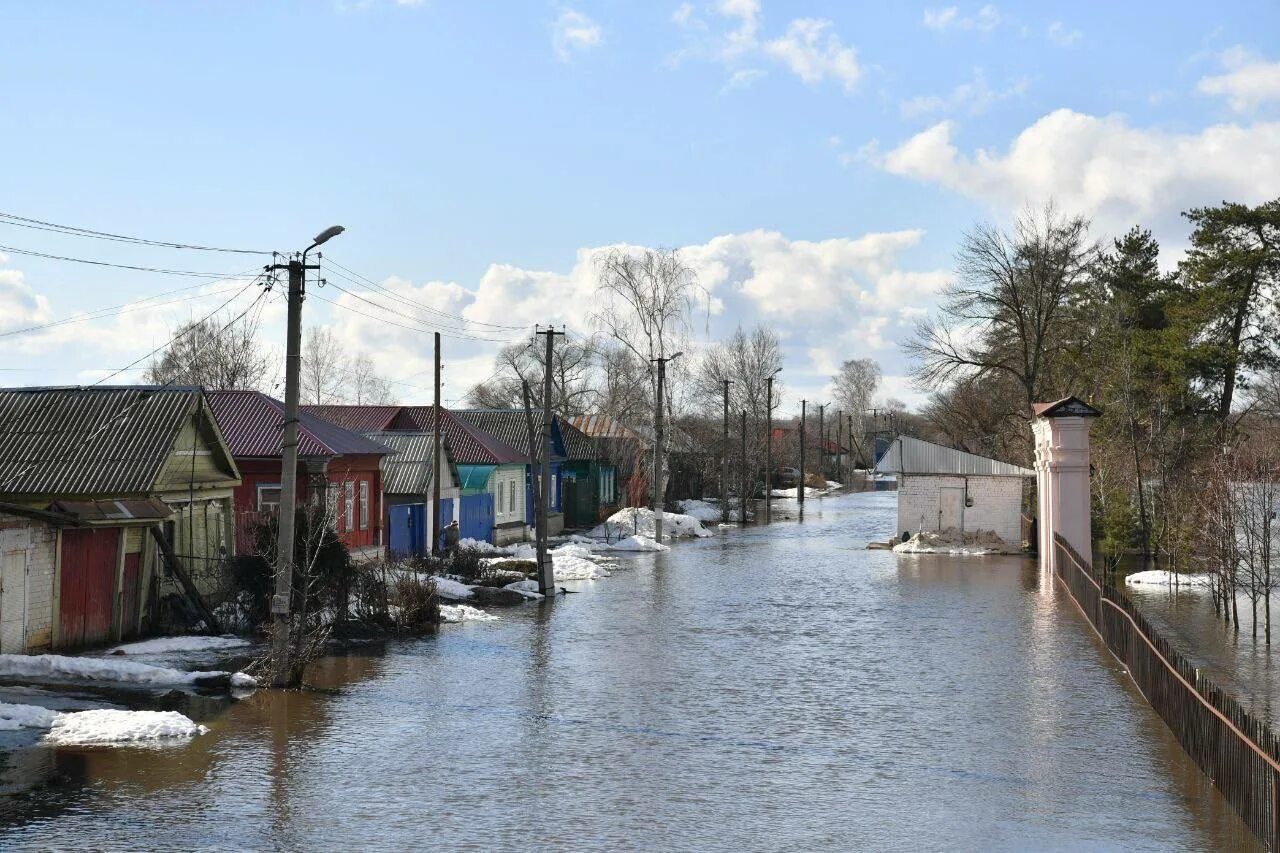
[0, 492, 1258, 850]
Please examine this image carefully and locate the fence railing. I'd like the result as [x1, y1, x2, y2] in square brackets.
[1053, 533, 1280, 847]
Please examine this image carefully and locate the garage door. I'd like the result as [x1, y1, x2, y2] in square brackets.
[59, 527, 120, 649]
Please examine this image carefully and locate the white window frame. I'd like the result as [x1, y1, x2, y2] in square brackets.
[257, 483, 282, 512]
[359, 480, 370, 530]
[508, 477, 516, 513]
[344, 481, 355, 533]
[497, 480, 505, 519]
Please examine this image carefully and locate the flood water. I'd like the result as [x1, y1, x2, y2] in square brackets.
[0, 491, 1260, 851]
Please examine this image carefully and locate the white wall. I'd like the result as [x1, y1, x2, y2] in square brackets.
[0, 517, 58, 653]
[897, 475, 1025, 545]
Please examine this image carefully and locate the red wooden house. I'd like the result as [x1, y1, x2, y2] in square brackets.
[208, 391, 392, 558]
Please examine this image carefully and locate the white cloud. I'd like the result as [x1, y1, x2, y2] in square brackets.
[899, 68, 1029, 117]
[552, 8, 603, 62]
[763, 18, 861, 93]
[1047, 21, 1082, 47]
[879, 108, 1280, 245]
[923, 5, 1001, 32]
[671, 1, 861, 94]
[1198, 47, 1280, 112]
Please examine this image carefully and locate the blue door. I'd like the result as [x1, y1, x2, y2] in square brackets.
[458, 493, 495, 543]
[388, 503, 426, 557]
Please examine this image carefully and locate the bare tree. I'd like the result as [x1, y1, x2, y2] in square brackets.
[465, 337, 596, 415]
[301, 326, 398, 406]
[302, 327, 347, 405]
[832, 357, 881, 463]
[145, 313, 271, 390]
[907, 205, 1096, 439]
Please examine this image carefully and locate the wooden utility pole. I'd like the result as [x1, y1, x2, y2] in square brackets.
[721, 379, 730, 524]
[533, 327, 563, 594]
[650, 351, 683, 542]
[817, 405, 825, 484]
[431, 331, 442, 555]
[764, 378, 772, 522]
[267, 225, 342, 687]
[798, 400, 806, 508]
[739, 409, 747, 525]
[836, 409, 844, 486]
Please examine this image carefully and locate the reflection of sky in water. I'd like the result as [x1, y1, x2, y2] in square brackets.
[0, 491, 1259, 850]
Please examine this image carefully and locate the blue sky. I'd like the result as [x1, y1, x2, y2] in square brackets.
[1, 1, 1278, 409]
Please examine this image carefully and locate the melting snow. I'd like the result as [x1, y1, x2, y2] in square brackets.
[1125, 570, 1213, 588]
[0, 653, 256, 690]
[0, 701, 206, 745]
[892, 528, 1011, 555]
[431, 577, 475, 601]
[107, 636, 252, 656]
[503, 579, 545, 600]
[587, 507, 713, 541]
[438, 604, 499, 623]
[457, 538, 504, 554]
[608, 535, 669, 552]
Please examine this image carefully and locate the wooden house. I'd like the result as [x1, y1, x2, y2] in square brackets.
[364, 431, 461, 556]
[559, 418, 620, 527]
[451, 409, 567, 538]
[306, 405, 528, 545]
[0, 386, 241, 650]
[208, 390, 392, 560]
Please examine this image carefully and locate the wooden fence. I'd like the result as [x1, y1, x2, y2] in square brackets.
[1053, 533, 1280, 847]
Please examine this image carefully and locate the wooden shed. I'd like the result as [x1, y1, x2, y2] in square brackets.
[0, 386, 241, 650]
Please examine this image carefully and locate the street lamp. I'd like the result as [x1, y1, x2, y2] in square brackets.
[765, 367, 782, 522]
[269, 224, 344, 687]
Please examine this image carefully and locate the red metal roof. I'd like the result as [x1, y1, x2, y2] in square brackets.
[304, 404, 527, 465]
[210, 391, 392, 459]
[302, 405, 402, 433]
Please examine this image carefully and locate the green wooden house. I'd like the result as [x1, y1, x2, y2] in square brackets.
[559, 419, 620, 528]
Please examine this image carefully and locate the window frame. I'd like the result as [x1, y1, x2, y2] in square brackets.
[358, 480, 370, 530]
[344, 481, 355, 533]
[257, 483, 282, 512]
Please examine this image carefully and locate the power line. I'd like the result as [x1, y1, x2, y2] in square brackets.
[0, 211, 272, 255]
[312, 282, 527, 344]
[320, 256, 528, 332]
[0, 243, 245, 278]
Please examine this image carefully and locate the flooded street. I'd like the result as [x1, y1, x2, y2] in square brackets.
[0, 491, 1259, 851]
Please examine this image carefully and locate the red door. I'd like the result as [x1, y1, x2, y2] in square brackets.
[59, 528, 120, 649]
[120, 552, 142, 640]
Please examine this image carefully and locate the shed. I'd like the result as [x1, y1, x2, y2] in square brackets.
[0, 386, 241, 649]
[875, 435, 1034, 547]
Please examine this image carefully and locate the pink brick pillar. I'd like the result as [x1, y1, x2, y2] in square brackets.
[1032, 398, 1101, 575]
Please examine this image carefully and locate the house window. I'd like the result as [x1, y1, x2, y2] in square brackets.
[344, 481, 355, 533]
[508, 478, 516, 513]
[257, 483, 282, 512]
[359, 481, 370, 530]
[551, 474, 559, 510]
[496, 481, 505, 518]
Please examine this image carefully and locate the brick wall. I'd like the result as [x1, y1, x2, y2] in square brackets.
[896, 474, 1025, 545]
[0, 515, 58, 652]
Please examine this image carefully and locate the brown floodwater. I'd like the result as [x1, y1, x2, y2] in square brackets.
[0, 491, 1260, 850]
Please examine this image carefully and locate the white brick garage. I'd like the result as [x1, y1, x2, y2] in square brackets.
[876, 436, 1034, 550]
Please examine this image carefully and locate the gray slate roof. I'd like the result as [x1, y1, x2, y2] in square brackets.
[874, 435, 1034, 478]
[0, 386, 210, 496]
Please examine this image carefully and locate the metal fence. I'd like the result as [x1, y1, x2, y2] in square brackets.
[1053, 533, 1280, 847]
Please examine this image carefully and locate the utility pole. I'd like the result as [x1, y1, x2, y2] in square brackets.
[533, 327, 563, 595]
[798, 400, 806, 508]
[268, 225, 343, 688]
[764, 378, 772, 521]
[739, 409, 747, 525]
[721, 379, 730, 524]
[848, 413, 856, 471]
[431, 331, 442, 556]
[836, 409, 844, 486]
[817, 405, 825, 485]
[650, 351, 683, 542]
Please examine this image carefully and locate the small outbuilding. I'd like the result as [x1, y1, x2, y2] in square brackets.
[875, 435, 1034, 548]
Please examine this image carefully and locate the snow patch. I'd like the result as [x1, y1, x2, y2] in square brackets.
[0, 701, 58, 730]
[587, 507, 713, 541]
[608, 535, 669, 552]
[0, 654, 254, 690]
[438, 604, 499, 623]
[46, 709, 207, 745]
[457, 538, 503, 554]
[503, 580, 545, 600]
[893, 528, 1011, 555]
[431, 577, 475, 601]
[1125, 570, 1213, 588]
[107, 636, 251, 656]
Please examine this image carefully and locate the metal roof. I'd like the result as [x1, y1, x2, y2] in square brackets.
[365, 431, 459, 496]
[211, 391, 392, 459]
[874, 435, 1034, 478]
[0, 386, 208, 496]
[305, 405, 528, 465]
[452, 409, 565, 461]
[559, 418, 598, 461]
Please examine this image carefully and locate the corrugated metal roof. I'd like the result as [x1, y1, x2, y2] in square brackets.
[559, 418, 598, 461]
[569, 413, 636, 440]
[452, 409, 565, 461]
[365, 431, 459, 495]
[211, 391, 392, 458]
[305, 405, 528, 465]
[874, 435, 1034, 477]
[0, 386, 202, 496]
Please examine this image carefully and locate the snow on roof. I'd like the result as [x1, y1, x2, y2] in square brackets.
[874, 435, 1034, 478]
